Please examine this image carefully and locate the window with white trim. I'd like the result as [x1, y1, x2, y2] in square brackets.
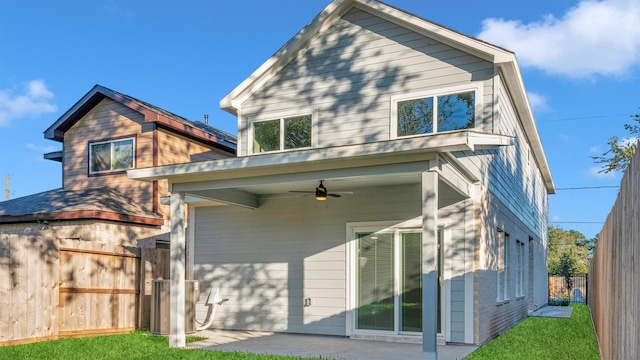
[394, 90, 475, 137]
[89, 138, 135, 174]
[252, 115, 312, 153]
[516, 239, 525, 297]
[497, 229, 510, 301]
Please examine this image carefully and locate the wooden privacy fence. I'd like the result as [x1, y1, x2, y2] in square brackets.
[588, 140, 640, 360]
[0, 234, 169, 346]
[58, 247, 139, 338]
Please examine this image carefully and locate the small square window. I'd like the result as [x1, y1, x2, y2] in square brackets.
[284, 116, 312, 149]
[253, 115, 312, 153]
[398, 97, 434, 136]
[253, 120, 280, 153]
[437, 92, 475, 132]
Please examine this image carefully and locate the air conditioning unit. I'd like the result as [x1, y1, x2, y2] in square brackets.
[150, 280, 199, 335]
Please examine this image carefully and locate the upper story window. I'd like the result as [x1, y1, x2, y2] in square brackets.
[89, 137, 135, 174]
[253, 115, 312, 153]
[391, 85, 479, 138]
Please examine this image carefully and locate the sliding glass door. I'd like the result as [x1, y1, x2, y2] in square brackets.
[355, 232, 395, 331]
[400, 231, 422, 332]
[354, 228, 440, 335]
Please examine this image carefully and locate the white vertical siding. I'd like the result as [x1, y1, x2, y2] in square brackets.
[237, 8, 494, 156]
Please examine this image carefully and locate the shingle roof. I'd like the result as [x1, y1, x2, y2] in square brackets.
[106, 86, 237, 147]
[0, 187, 163, 226]
[44, 84, 237, 152]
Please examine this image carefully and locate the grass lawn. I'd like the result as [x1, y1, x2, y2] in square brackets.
[466, 304, 599, 360]
[0, 332, 324, 360]
[0, 305, 599, 360]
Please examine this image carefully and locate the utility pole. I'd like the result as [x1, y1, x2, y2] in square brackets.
[5, 175, 9, 201]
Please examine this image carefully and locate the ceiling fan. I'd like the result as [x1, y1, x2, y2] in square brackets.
[289, 180, 353, 200]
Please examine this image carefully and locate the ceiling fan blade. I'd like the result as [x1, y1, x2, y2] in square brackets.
[328, 193, 342, 198]
[289, 191, 314, 194]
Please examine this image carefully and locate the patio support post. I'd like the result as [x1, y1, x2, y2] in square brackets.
[169, 191, 186, 348]
[422, 170, 438, 360]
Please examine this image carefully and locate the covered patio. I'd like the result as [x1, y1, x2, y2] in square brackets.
[129, 133, 510, 359]
[186, 329, 478, 360]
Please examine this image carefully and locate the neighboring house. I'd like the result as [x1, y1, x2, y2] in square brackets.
[42, 84, 237, 221]
[129, 0, 555, 357]
[0, 85, 236, 344]
[1, 84, 236, 226]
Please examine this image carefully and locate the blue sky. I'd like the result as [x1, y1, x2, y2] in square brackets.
[1, 0, 639, 239]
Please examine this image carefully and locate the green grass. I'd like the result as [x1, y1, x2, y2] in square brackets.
[466, 305, 599, 360]
[0, 305, 599, 360]
[0, 331, 325, 360]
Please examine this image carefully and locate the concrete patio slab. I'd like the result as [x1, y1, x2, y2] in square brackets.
[187, 329, 478, 360]
[529, 305, 574, 318]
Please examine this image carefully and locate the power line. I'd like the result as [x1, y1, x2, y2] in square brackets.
[549, 221, 605, 224]
[540, 114, 632, 122]
[555, 186, 619, 191]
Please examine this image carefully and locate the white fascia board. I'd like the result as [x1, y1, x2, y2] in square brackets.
[219, 0, 349, 115]
[219, 0, 514, 115]
[467, 132, 513, 151]
[128, 131, 512, 183]
[352, 0, 514, 64]
[497, 61, 555, 194]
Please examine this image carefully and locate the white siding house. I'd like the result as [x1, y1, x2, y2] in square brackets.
[129, 0, 554, 358]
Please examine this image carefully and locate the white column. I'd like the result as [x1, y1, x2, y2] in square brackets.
[422, 170, 438, 360]
[169, 191, 186, 348]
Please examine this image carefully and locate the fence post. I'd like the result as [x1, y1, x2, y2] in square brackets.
[585, 273, 588, 305]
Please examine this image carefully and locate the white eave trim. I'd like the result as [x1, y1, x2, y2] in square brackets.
[353, 0, 514, 64]
[497, 61, 555, 194]
[219, 0, 348, 114]
[128, 131, 513, 183]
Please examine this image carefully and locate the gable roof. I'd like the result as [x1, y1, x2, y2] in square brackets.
[219, 0, 554, 194]
[45, 84, 237, 153]
[0, 187, 163, 226]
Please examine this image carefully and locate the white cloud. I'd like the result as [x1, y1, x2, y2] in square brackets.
[527, 91, 549, 112]
[620, 136, 639, 147]
[25, 143, 58, 153]
[588, 166, 618, 179]
[103, 0, 134, 19]
[0, 80, 57, 126]
[589, 145, 601, 154]
[477, 0, 640, 78]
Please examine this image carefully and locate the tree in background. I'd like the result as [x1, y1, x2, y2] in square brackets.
[558, 249, 579, 296]
[548, 226, 591, 276]
[591, 111, 639, 173]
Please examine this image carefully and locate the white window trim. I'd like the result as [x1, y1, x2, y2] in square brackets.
[497, 229, 511, 303]
[516, 239, 525, 298]
[390, 83, 483, 139]
[249, 108, 318, 154]
[88, 137, 135, 174]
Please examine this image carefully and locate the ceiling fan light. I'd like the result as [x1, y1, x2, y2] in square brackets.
[315, 182, 327, 201]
